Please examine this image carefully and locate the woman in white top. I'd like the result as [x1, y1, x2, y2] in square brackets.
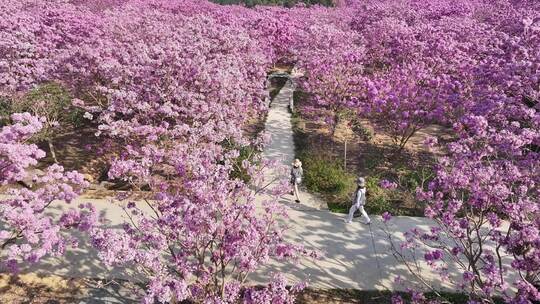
[290, 159, 303, 203]
[345, 177, 371, 224]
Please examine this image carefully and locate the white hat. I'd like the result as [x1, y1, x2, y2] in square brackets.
[357, 177, 366, 187]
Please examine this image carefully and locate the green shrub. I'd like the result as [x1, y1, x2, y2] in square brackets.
[326, 174, 414, 216]
[301, 153, 355, 195]
[293, 90, 309, 104]
[4, 83, 85, 130]
[325, 175, 394, 215]
[364, 176, 394, 215]
[26, 83, 82, 122]
[397, 166, 434, 193]
[1, 83, 85, 163]
[299, 152, 358, 212]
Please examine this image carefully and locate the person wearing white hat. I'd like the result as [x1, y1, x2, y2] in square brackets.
[290, 159, 303, 203]
[345, 177, 371, 224]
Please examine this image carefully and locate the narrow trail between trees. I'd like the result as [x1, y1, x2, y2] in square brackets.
[248, 78, 470, 291]
[16, 78, 512, 299]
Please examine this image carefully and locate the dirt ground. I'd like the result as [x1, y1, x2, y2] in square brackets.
[295, 115, 453, 175]
[0, 273, 394, 304]
[0, 273, 86, 304]
[297, 289, 394, 304]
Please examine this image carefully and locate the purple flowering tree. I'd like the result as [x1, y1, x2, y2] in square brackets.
[1, 0, 539, 303]
[384, 112, 539, 302]
[90, 148, 310, 302]
[0, 112, 97, 272]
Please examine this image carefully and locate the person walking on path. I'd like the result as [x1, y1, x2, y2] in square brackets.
[290, 159, 303, 203]
[345, 177, 371, 224]
[289, 92, 294, 112]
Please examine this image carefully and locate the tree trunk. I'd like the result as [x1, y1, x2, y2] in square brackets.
[48, 139, 59, 163]
[395, 125, 419, 154]
[331, 114, 340, 138]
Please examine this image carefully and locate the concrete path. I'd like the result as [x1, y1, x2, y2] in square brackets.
[262, 78, 326, 210]
[7, 77, 517, 299]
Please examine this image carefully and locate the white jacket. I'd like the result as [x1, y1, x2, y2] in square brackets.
[354, 188, 366, 206]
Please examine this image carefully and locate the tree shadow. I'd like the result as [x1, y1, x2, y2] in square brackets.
[248, 192, 460, 292]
